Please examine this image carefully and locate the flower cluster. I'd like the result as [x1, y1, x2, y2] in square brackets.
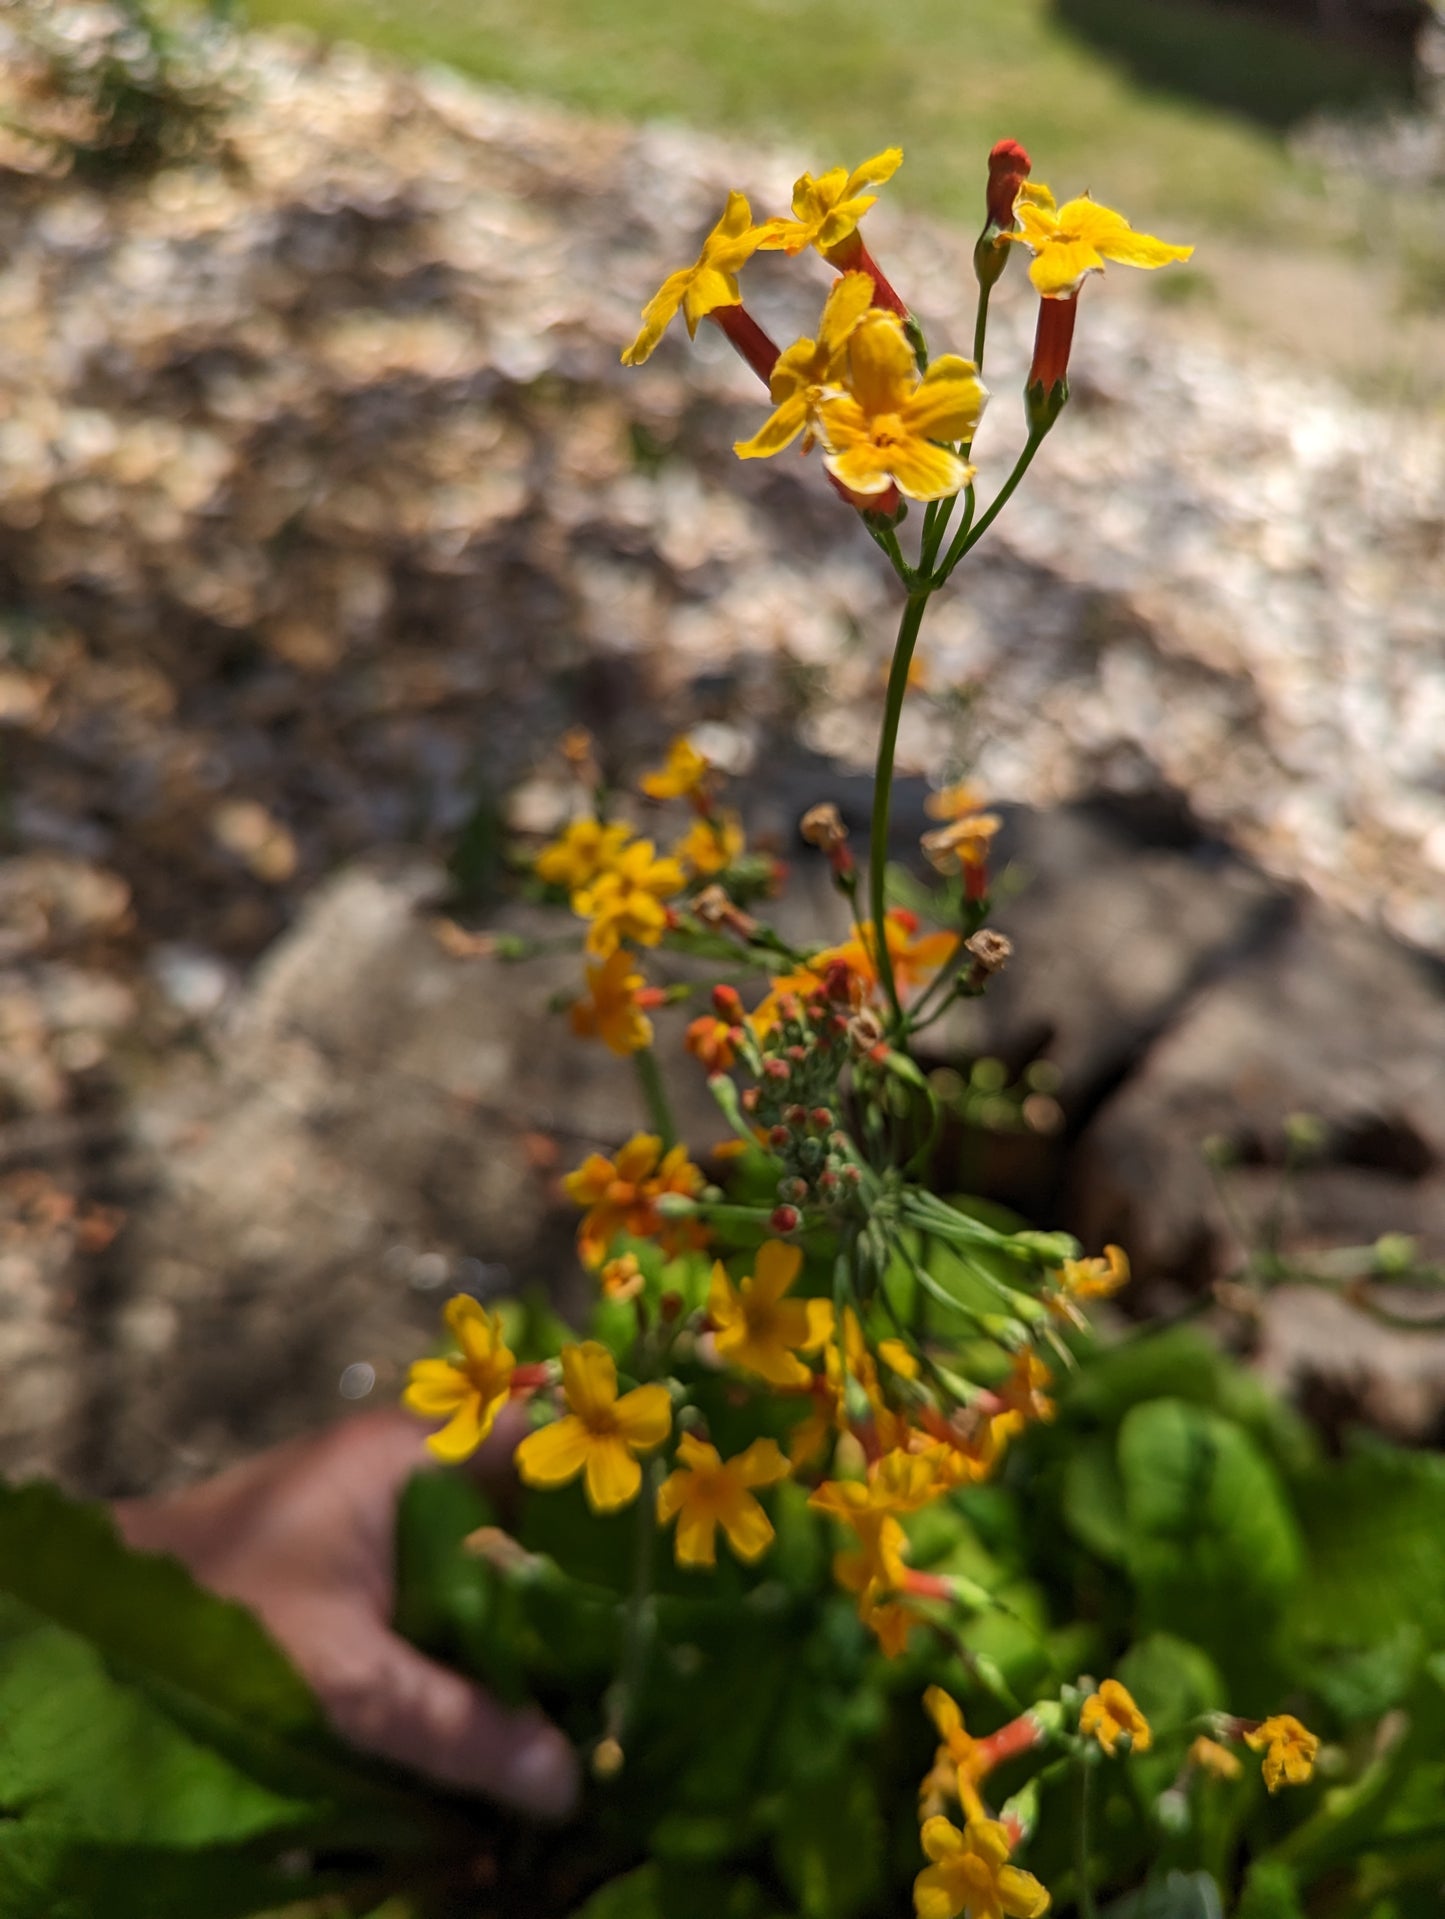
[380, 130, 1353, 1919]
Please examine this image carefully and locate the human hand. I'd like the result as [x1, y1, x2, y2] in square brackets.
[113, 1407, 579, 1818]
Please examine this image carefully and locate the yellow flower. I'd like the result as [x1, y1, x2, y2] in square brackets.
[565, 1132, 706, 1269]
[755, 910, 958, 1034]
[1246, 1715, 1319, 1793]
[1079, 1679, 1152, 1756]
[921, 812, 1002, 873]
[673, 811, 745, 879]
[1188, 1737, 1243, 1782]
[924, 1686, 990, 1821]
[733, 271, 874, 461]
[925, 781, 987, 822]
[757, 148, 904, 258]
[708, 1238, 834, 1387]
[656, 1432, 791, 1567]
[819, 313, 986, 502]
[987, 1350, 1055, 1436]
[1008, 185, 1192, 300]
[535, 817, 632, 892]
[515, 1340, 672, 1513]
[810, 1448, 940, 1615]
[574, 838, 686, 957]
[641, 735, 711, 800]
[402, 1294, 516, 1464]
[570, 950, 655, 1057]
[622, 191, 768, 365]
[599, 1253, 645, 1302]
[915, 1816, 1051, 1919]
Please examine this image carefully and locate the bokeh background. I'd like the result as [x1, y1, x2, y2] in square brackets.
[2, 0, 1444, 1495]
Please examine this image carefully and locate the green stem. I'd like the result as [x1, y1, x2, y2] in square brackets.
[633, 1047, 676, 1150]
[869, 587, 932, 1032]
[1076, 1758, 1099, 1919]
[606, 1458, 662, 1757]
[973, 281, 992, 369]
[939, 431, 1045, 583]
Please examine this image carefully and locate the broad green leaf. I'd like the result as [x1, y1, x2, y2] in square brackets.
[1292, 1440, 1445, 1653]
[1103, 1870, 1223, 1919]
[773, 1767, 884, 1919]
[1117, 1401, 1302, 1687]
[571, 1864, 664, 1919]
[1233, 1860, 1305, 1919]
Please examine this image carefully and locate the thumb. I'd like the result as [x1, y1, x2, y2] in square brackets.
[292, 1596, 579, 1817]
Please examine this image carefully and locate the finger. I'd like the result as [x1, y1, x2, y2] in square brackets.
[295, 1597, 579, 1818]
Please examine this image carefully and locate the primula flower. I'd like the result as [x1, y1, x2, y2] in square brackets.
[656, 1432, 791, 1567]
[758, 148, 903, 259]
[622, 191, 769, 365]
[819, 313, 986, 502]
[924, 1687, 991, 1821]
[984, 1350, 1055, 1435]
[925, 781, 987, 822]
[734, 271, 874, 462]
[685, 1014, 739, 1073]
[1188, 1736, 1243, 1782]
[921, 811, 1002, 874]
[599, 1253, 645, 1303]
[403, 1294, 517, 1464]
[708, 1238, 834, 1387]
[914, 1816, 1051, 1919]
[573, 838, 686, 957]
[1246, 1715, 1319, 1792]
[811, 1448, 940, 1630]
[535, 817, 632, 892]
[1048, 1244, 1130, 1326]
[1008, 186, 1193, 300]
[570, 950, 655, 1057]
[1079, 1679, 1153, 1756]
[759, 911, 957, 1031]
[515, 1340, 672, 1513]
[565, 1132, 705, 1269]
[641, 735, 711, 801]
[673, 811, 745, 879]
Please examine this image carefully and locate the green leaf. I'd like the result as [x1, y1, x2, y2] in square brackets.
[1061, 1437, 1131, 1565]
[1233, 1860, 1305, 1919]
[772, 1766, 884, 1919]
[571, 1864, 664, 1919]
[1103, 1870, 1223, 1919]
[1117, 1401, 1302, 1687]
[1292, 1440, 1445, 1654]
[0, 1480, 431, 1919]
[1116, 1633, 1226, 1735]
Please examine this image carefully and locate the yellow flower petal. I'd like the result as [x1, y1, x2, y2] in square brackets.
[515, 1414, 592, 1489]
[675, 1503, 720, 1566]
[719, 1493, 775, 1562]
[561, 1341, 619, 1425]
[612, 1382, 674, 1451]
[751, 1238, 804, 1306]
[402, 1359, 469, 1418]
[734, 1436, 790, 1487]
[733, 392, 810, 460]
[584, 1434, 643, 1513]
[622, 269, 692, 366]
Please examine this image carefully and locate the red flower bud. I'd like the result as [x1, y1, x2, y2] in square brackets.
[1027, 295, 1079, 414]
[769, 1125, 791, 1149]
[986, 138, 1032, 230]
[769, 1204, 801, 1235]
[712, 983, 745, 1020]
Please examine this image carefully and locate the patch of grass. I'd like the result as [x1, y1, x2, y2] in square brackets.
[220, 0, 1338, 240]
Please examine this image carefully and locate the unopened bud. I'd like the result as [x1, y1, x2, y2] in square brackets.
[1025, 296, 1078, 433]
[809, 1107, 834, 1131]
[985, 137, 1032, 231]
[712, 983, 745, 1020]
[769, 1204, 801, 1235]
[768, 1124, 791, 1149]
[592, 1736, 625, 1780]
[785, 1104, 808, 1127]
[763, 1057, 791, 1082]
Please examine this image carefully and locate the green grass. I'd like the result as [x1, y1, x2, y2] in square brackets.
[220, 0, 1393, 241]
